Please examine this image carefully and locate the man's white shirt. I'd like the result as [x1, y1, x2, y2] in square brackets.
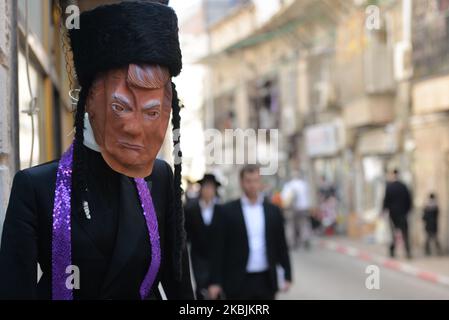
[241, 194, 268, 273]
[199, 198, 217, 226]
[282, 178, 311, 211]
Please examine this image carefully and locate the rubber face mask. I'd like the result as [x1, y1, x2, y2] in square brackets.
[86, 64, 172, 178]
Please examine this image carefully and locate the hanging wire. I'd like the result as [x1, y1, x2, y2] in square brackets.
[57, 0, 77, 95]
[56, 0, 79, 138]
[22, 0, 39, 168]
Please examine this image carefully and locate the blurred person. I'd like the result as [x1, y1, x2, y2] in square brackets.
[184, 178, 199, 206]
[309, 208, 322, 234]
[281, 171, 313, 249]
[382, 169, 413, 259]
[0, 1, 193, 300]
[422, 193, 442, 256]
[270, 189, 284, 208]
[208, 165, 292, 300]
[318, 175, 336, 201]
[317, 175, 338, 235]
[184, 174, 222, 299]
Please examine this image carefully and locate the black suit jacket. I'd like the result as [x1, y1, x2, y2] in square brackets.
[0, 148, 194, 300]
[210, 198, 292, 297]
[185, 200, 222, 258]
[423, 204, 438, 233]
[383, 181, 412, 218]
[184, 200, 221, 288]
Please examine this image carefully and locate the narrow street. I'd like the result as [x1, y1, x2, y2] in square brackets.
[278, 246, 449, 300]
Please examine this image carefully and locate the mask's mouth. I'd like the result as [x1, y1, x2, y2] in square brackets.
[117, 140, 145, 151]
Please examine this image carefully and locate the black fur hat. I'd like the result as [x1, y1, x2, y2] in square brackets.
[68, 1, 182, 88]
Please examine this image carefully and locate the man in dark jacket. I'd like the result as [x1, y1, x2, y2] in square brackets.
[0, 1, 193, 300]
[382, 169, 413, 259]
[184, 174, 222, 299]
[208, 165, 292, 300]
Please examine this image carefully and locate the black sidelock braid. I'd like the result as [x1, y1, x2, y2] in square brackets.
[171, 81, 186, 281]
[72, 86, 90, 210]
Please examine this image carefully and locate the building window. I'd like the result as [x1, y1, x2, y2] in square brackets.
[361, 156, 388, 215]
[413, 0, 449, 78]
[214, 93, 236, 131]
[18, 52, 44, 169]
[248, 77, 280, 130]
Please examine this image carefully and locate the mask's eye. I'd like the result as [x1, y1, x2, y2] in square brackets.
[112, 103, 129, 114]
[144, 108, 160, 120]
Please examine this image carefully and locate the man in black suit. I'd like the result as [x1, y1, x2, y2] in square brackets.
[208, 165, 292, 300]
[382, 169, 413, 259]
[0, 1, 193, 300]
[0, 149, 193, 299]
[184, 174, 222, 299]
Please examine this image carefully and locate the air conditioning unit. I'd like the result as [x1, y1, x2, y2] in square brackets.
[394, 41, 413, 81]
[281, 104, 297, 136]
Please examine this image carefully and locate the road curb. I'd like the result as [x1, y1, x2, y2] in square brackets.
[319, 239, 449, 288]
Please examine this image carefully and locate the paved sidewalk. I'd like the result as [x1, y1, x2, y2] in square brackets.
[318, 236, 449, 287]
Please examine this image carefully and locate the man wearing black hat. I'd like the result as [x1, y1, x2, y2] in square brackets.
[0, 1, 194, 300]
[382, 169, 413, 259]
[184, 174, 222, 300]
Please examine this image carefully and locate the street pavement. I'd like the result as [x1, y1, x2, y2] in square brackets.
[277, 245, 449, 300]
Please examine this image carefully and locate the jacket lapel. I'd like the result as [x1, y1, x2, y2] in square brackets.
[72, 199, 106, 258]
[263, 201, 272, 255]
[210, 204, 220, 227]
[236, 200, 250, 254]
[100, 175, 151, 293]
[193, 202, 206, 229]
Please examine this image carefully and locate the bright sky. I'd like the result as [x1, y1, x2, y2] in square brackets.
[170, 0, 201, 22]
[169, 0, 206, 180]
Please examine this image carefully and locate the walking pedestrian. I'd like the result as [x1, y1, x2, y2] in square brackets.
[382, 169, 413, 259]
[208, 165, 292, 300]
[422, 193, 442, 256]
[184, 174, 222, 299]
[282, 172, 312, 249]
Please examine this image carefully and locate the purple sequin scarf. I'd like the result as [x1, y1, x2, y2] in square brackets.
[52, 143, 161, 300]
